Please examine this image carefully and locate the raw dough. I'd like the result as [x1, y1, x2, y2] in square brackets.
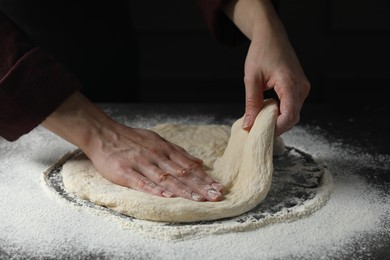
[61, 99, 280, 222]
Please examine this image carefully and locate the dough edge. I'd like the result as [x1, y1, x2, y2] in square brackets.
[61, 99, 279, 223]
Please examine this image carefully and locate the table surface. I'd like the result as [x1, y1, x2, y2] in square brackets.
[105, 101, 390, 257]
[1, 101, 389, 259]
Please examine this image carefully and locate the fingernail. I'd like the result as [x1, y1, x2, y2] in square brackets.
[242, 115, 252, 130]
[191, 192, 205, 202]
[211, 182, 224, 192]
[207, 189, 222, 201]
[162, 190, 174, 198]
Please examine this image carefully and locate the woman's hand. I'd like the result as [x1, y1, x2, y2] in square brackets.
[224, 0, 310, 136]
[42, 91, 223, 202]
[84, 124, 224, 202]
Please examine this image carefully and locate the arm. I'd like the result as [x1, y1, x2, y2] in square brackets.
[225, 0, 310, 136]
[197, 0, 310, 136]
[42, 91, 223, 202]
[0, 10, 223, 202]
[0, 10, 80, 141]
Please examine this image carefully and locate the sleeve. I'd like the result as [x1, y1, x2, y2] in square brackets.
[195, 0, 248, 47]
[0, 10, 82, 141]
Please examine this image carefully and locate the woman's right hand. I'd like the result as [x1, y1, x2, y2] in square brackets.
[42, 91, 224, 202]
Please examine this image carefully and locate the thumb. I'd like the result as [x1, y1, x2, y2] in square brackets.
[242, 76, 264, 131]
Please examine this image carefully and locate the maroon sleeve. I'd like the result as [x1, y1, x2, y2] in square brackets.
[195, 0, 248, 47]
[0, 10, 82, 141]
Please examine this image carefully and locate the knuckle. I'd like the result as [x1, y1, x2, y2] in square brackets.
[137, 178, 157, 191]
[177, 167, 190, 177]
[246, 99, 259, 109]
[144, 129, 162, 140]
[156, 156, 169, 167]
[245, 99, 261, 114]
[302, 80, 311, 97]
[160, 142, 176, 155]
[288, 111, 300, 125]
[173, 145, 187, 153]
[176, 162, 200, 177]
[303, 79, 311, 91]
[185, 161, 198, 171]
[137, 178, 149, 189]
[158, 172, 170, 184]
[243, 75, 259, 87]
[285, 76, 311, 98]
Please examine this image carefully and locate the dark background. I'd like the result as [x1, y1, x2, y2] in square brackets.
[1, 0, 390, 111]
[131, 0, 390, 112]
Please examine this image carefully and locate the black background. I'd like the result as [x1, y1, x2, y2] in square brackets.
[1, 0, 390, 112]
[131, 0, 390, 113]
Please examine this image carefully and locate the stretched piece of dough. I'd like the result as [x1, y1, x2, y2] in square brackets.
[61, 99, 279, 222]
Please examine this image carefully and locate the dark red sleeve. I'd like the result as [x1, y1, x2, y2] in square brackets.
[195, 0, 248, 47]
[0, 10, 81, 141]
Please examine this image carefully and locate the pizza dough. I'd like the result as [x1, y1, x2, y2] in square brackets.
[61, 99, 280, 222]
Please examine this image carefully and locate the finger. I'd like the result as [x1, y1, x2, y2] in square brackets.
[158, 156, 223, 201]
[171, 144, 204, 166]
[169, 144, 223, 191]
[181, 164, 224, 194]
[138, 164, 207, 202]
[185, 163, 224, 192]
[128, 155, 204, 201]
[169, 151, 224, 192]
[274, 84, 301, 137]
[116, 168, 171, 198]
[243, 75, 264, 131]
[275, 105, 300, 137]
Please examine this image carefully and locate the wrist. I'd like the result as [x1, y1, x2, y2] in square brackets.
[42, 91, 114, 152]
[223, 0, 281, 40]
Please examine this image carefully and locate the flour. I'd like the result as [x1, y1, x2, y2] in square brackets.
[50, 136, 333, 240]
[60, 100, 282, 224]
[0, 112, 389, 259]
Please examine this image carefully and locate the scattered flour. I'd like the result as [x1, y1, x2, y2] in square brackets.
[0, 112, 389, 259]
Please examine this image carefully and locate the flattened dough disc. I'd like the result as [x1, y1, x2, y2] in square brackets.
[59, 99, 279, 222]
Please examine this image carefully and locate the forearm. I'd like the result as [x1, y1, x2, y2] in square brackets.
[41, 91, 114, 153]
[223, 0, 286, 41]
[42, 91, 224, 202]
[223, 0, 310, 136]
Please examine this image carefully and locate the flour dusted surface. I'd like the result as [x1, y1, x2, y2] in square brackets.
[0, 105, 389, 259]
